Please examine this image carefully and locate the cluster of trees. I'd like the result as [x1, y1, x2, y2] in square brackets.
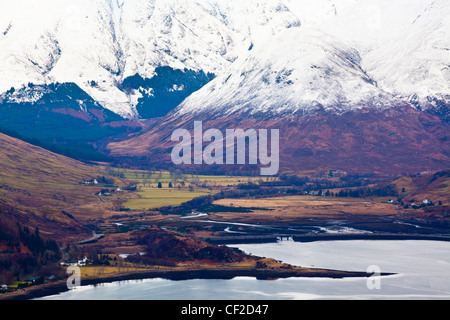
[63, 243, 119, 267]
[127, 228, 245, 266]
[157, 173, 400, 216]
[0, 125, 112, 162]
[331, 185, 397, 198]
[104, 166, 126, 179]
[96, 175, 115, 186]
[0, 225, 61, 285]
[405, 199, 443, 209]
[159, 184, 299, 215]
[120, 67, 215, 119]
[18, 226, 59, 257]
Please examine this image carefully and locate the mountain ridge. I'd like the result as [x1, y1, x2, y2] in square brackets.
[108, 104, 450, 175]
[1, 0, 449, 175]
[0, 0, 302, 118]
[174, 28, 400, 117]
[1, 0, 448, 119]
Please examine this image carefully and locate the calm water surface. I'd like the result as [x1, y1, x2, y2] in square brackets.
[37, 240, 450, 300]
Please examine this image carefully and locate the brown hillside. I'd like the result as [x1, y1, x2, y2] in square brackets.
[393, 170, 450, 205]
[107, 106, 450, 176]
[0, 132, 106, 243]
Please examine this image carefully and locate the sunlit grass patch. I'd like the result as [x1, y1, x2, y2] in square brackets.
[123, 187, 217, 210]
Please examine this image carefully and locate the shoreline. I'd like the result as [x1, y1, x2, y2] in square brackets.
[0, 266, 387, 301]
[205, 232, 450, 245]
[2, 233, 449, 301]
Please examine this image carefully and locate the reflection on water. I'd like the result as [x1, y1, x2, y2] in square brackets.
[37, 240, 450, 300]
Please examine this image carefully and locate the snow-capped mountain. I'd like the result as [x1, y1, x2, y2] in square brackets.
[102, 0, 450, 174]
[174, 28, 398, 117]
[1, 0, 449, 120]
[1, 0, 449, 174]
[175, 0, 450, 118]
[0, 0, 301, 118]
[362, 0, 450, 112]
[1, 0, 449, 119]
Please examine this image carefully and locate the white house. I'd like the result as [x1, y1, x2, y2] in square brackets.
[78, 257, 87, 266]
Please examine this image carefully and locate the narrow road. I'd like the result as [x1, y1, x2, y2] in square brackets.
[78, 232, 104, 245]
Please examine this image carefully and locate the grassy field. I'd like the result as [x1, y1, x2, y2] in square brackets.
[123, 187, 218, 210]
[104, 167, 276, 211]
[211, 195, 402, 223]
[102, 167, 276, 187]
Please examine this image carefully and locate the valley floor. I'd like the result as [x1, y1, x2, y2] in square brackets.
[1, 167, 449, 300]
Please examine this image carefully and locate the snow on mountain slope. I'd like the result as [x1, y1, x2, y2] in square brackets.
[362, 0, 450, 111]
[0, 0, 301, 118]
[0, 0, 448, 119]
[282, 0, 450, 112]
[175, 28, 398, 116]
[117, 0, 300, 77]
[283, 0, 436, 51]
[175, 0, 450, 117]
[0, 0, 132, 116]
